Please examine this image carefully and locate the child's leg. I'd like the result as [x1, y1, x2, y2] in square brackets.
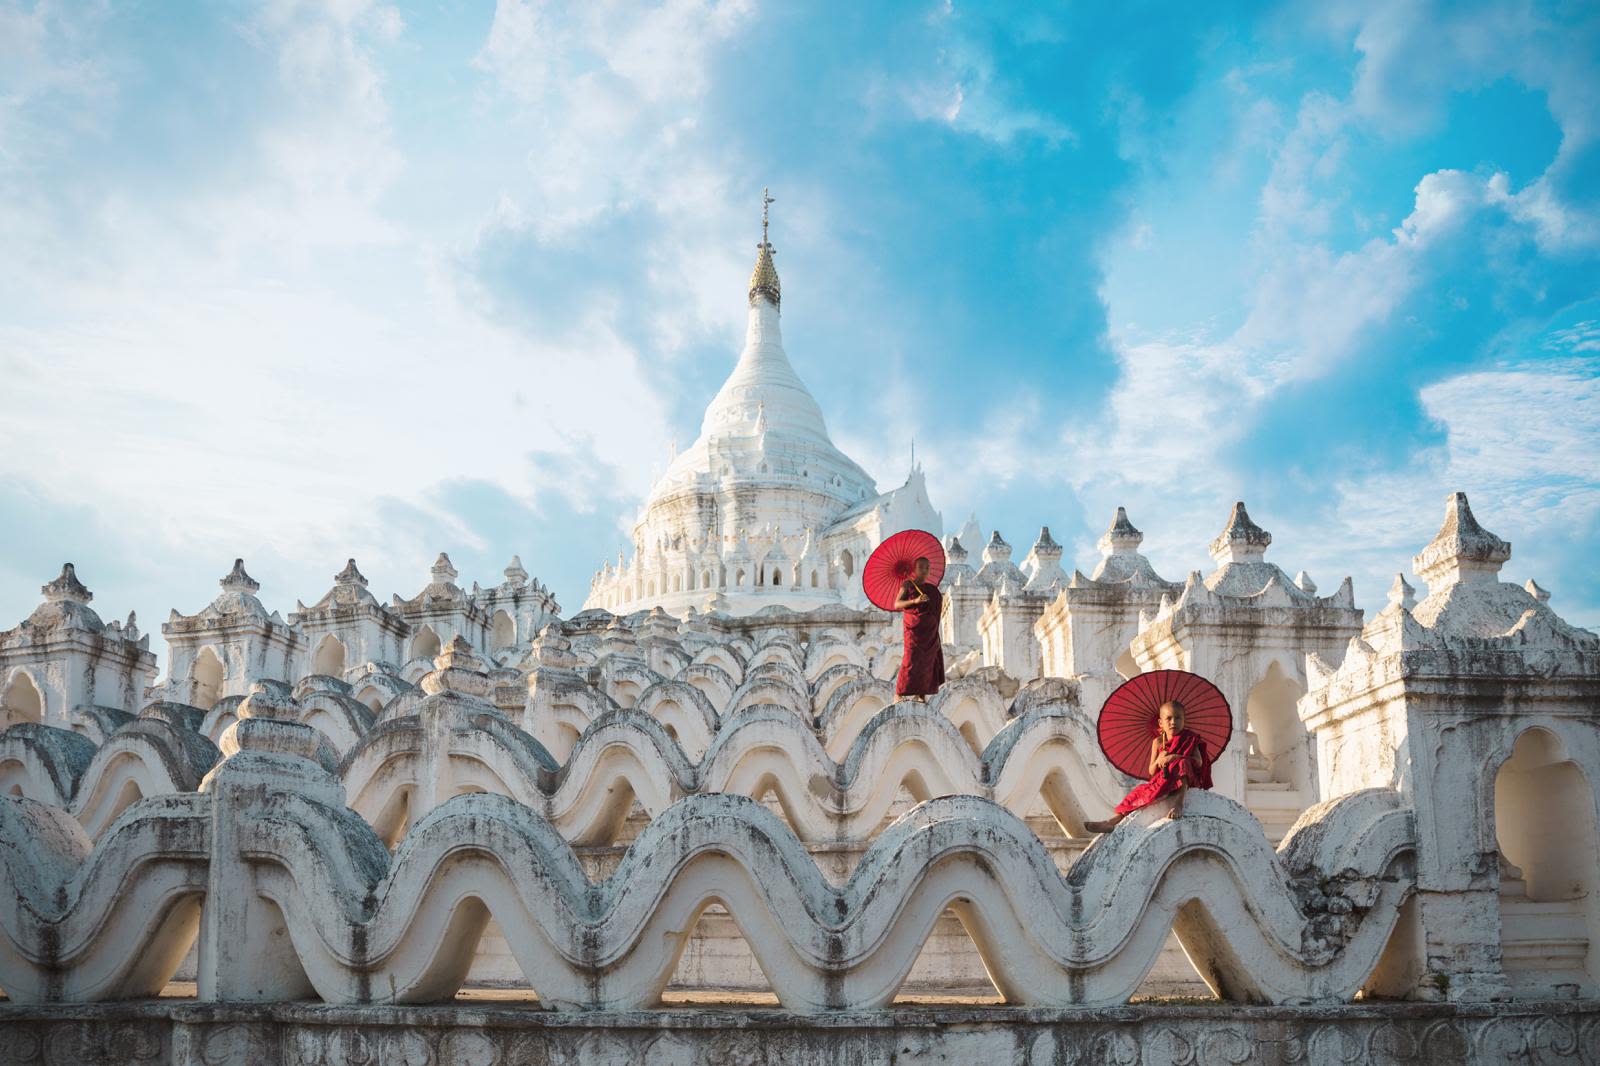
[1083, 813, 1126, 834]
[1164, 783, 1188, 820]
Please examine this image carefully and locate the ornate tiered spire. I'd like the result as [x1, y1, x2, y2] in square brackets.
[1098, 507, 1143, 555]
[430, 553, 459, 585]
[748, 187, 781, 308]
[1208, 501, 1272, 564]
[42, 563, 92, 604]
[1412, 492, 1510, 588]
[334, 559, 369, 588]
[503, 555, 529, 587]
[220, 558, 260, 594]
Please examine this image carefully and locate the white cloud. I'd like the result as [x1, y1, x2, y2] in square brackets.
[0, 0, 676, 623]
[1318, 0, 1600, 252]
[1322, 353, 1600, 620]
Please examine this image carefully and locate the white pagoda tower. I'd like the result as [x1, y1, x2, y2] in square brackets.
[585, 192, 940, 616]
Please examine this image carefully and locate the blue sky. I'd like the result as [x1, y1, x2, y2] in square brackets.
[2, 0, 1597, 670]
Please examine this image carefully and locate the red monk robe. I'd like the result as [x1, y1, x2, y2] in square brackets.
[1113, 727, 1212, 815]
[895, 580, 945, 698]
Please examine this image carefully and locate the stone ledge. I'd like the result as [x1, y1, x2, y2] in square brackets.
[2, 1000, 1597, 1066]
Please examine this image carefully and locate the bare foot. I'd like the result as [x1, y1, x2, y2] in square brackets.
[1083, 818, 1121, 834]
[1165, 805, 1184, 821]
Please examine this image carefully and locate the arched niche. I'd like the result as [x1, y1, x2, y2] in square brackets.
[1243, 660, 1309, 789]
[1496, 727, 1599, 998]
[1, 671, 44, 729]
[492, 610, 515, 650]
[312, 633, 347, 679]
[410, 625, 441, 663]
[191, 646, 225, 709]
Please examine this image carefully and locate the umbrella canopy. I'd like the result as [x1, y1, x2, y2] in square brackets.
[862, 529, 946, 611]
[1097, 669, 1232, 779]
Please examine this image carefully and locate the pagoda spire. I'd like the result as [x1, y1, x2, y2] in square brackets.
[748, 187, 781, 308]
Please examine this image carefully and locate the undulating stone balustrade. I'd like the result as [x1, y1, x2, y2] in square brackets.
[3, 696, 1145, 846]
[1, 665, 1094, 849]
[0, 709, 1417, 1011]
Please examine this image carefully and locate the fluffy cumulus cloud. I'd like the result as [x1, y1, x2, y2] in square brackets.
[0, 0, 1596, 670]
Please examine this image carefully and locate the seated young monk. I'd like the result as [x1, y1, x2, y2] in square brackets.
[892, 556, 945, 702]
[1084, 699, 1212, 833]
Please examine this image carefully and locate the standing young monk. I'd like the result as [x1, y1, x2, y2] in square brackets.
[1085, 699, 1211, 832]
[892, 556, 945, 702]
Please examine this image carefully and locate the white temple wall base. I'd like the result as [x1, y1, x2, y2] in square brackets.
[2, 1000, 1597, 1066]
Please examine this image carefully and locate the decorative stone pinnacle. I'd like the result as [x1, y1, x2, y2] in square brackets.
[1387, 573, 1418, 611]
[334, 559, 369, 588]
[504, 555, 528, 585]
[220, 558, 261, 594]
[1295, 570, 1317, 595]
[1032, 526, 1062, 557]
[531, 625, 579, 669]
[1524, 578, 1550, 603]
[42, 563, 92, 604]
[434, 634, 481, 672]
[238, 679, 300, 721]
[431, 552, 459, 583]
[420, 635, 490, 698]
[1412, 492, 1511, 588]
[945, 535, 968, 562]
[1208, 501, 1272, 564]
[983, 531, 1012, 564]
[1098, 507, 1143, 555]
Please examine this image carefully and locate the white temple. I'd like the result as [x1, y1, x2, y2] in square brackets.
[585, 191, 940, 617]
[0, 195, 1597, 1064]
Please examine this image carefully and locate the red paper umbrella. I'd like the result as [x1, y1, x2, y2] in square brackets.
[1097, 670, 1232, 779]
[862, 529, 946, 611]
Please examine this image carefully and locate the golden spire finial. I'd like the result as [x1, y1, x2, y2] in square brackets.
[749, 186, 781, 308]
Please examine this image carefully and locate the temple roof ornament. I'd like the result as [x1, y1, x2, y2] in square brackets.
[975, 531, 1027, 590]
[1412, 491, 1511, 588]
[1387, 573, 1418, 611]
[1208, 501, 1272, 564]
[421, 635, 490, 698]
[503, 555, 529, 587]
[749, 188, 781, 308]
[42, 563, 92, 605]
[943, 535, 977, 586]
[220, 559, 261, 595]
[1089, 508, 1175, 589]
[165, 558, 275, 629]
[431, 553, 459, 585]
[295, 559, 380, 614]
[334, 559, 369, 589]
[394, 552, 472, 610]
[1098, 507, 1143, 555]
[21, 563, 106, 634]
[1023, 527, 1068, 592]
